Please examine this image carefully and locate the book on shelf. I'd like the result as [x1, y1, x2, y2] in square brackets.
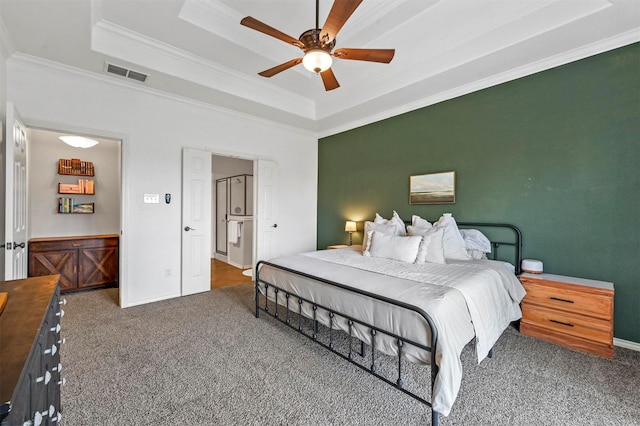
[58, 158, 95, 176]
[58, 198, 94, 213]
[58, 179, 95, 194]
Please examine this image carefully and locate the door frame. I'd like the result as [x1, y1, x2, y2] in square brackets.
[207, 148, 262, 272]
[17, 118, 127, 306]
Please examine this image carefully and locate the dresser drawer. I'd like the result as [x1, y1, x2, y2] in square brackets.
[520, 278, 612, 320]
[521, 303, 612, 345]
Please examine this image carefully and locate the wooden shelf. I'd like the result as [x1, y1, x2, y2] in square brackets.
[58, 158, 94, 176]
[58, 180, 94, 195]
[58, 199, 94, 214]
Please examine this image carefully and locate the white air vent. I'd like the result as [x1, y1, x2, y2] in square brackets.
[105, 63, 148, 83]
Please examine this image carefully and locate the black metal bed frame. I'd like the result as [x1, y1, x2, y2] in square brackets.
[254, 222, 522, 425]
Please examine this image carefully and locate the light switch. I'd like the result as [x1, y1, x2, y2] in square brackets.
[144, 194, 160, 204]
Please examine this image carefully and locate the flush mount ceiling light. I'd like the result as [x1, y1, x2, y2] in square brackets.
[59, 135, 100, 149]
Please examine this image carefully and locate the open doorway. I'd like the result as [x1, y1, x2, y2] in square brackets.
[211, 154, 253, 289]
[27, 127, 122, 297]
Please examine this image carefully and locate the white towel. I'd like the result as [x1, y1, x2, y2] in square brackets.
[228, 220, 241, 244]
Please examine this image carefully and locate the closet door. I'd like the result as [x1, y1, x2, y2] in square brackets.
[216, 179, 228, 255]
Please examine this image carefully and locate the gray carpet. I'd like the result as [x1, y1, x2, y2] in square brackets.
[60, 283, 640, 426]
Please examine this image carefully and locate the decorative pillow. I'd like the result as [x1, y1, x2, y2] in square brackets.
[367, 231, 422, 263]
[408, 226, 446, 264]
[411, 214, 433, 229]
[460, 229, 492, 253]
[362, 221, 401, 254]
[433, 213, 471, 260]
[373, 211, 406, 236]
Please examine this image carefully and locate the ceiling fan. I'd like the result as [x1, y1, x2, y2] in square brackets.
[240, 0, 395, 91]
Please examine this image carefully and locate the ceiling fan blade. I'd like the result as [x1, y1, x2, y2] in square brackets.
[333, 48, 395, 63]
[258, 58, 303, 78]
[241, 16, 303, 48]
[320, 0, 363, 44]
[320, 68, 340, 91]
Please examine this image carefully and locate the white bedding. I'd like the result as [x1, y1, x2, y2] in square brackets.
[257, 246, 525, 416]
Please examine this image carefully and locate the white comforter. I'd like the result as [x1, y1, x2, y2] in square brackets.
[257, 247, 525, 416]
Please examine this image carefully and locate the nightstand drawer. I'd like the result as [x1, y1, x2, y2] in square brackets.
[521, 304, 612, 345]
[520, 279, 612, 320]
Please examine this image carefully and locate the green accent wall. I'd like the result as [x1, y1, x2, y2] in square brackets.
[318, 43, 640, 344]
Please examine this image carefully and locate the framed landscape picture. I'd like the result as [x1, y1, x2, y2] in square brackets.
[409, 171, 456, 204]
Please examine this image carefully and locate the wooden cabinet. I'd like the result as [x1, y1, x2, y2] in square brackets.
[519, 272, 614, 358]
[0, 275, 63, 425]
[28, 234, 119, 293]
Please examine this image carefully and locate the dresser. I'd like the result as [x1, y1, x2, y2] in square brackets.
[519, 272, 614, 358]
[29, 234, 119, 293]
[0, 275, 65, 425]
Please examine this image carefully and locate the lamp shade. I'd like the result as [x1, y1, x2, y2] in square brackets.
[345, 221, 357, 232]
[302, 49, 332, 73]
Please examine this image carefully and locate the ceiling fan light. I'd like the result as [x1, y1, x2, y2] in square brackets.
[59, 135, 100, 149]
[302, 49, 332, 73]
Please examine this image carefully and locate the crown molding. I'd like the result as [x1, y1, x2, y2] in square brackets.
[319, 30, 640, 138]
[91, 20, 316, 120]
[8, 53, 318, 138]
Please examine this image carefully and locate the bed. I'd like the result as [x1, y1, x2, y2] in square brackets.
[254, 215, 525, 425]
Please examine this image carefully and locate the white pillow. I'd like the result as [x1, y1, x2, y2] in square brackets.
[373, 211, 406, 236]
[411, 214, 433, 229]
[460, 229, 492, 253]
[433, 213, 471, 260]
[408, 226, 446, 264]
[467, 249, 487, 260]
[367, 231, 422, 263]
[362, 221, 401, 253]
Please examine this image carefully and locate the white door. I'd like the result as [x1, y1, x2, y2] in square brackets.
[181, 148, 211, 296]
[255, 159, 279, 262]
[4, 102, 28, 280]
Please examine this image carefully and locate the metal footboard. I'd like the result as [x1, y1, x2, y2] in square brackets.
[255, 261, 441, 426]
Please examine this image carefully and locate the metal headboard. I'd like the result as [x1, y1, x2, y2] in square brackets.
[404, 221, 523, 274]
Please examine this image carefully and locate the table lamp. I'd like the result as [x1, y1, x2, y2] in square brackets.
[345, 221, 357, 246]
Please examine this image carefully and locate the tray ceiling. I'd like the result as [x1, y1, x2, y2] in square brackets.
[1, 0, 639, 136]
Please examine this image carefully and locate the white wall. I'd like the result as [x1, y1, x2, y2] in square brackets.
[7, 57, 318, 307]
[28, 129, 120, 238]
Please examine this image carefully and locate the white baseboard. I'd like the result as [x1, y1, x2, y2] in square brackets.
[614, 338, 640, 352]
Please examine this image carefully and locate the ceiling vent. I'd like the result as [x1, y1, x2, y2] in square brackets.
[105, 63, 148, 83]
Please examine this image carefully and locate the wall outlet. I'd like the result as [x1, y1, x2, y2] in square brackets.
[164, 268, 172, 278]
[144, 194, 160, 203]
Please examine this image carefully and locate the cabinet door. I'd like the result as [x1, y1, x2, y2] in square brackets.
[78, 246, 118, 288]
[29, 249, 78, 291]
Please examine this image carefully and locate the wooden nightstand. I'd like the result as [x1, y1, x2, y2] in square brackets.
[519, 273, 614, 358]
[327, 244, 349, 250]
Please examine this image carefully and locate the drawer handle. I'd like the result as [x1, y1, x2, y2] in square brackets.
[550, 319, 574, 327]
[550, 297, 574, 304]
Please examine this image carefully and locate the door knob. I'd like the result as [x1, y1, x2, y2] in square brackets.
[184, 226, 196, 231]
[271, 224, 278, 228]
